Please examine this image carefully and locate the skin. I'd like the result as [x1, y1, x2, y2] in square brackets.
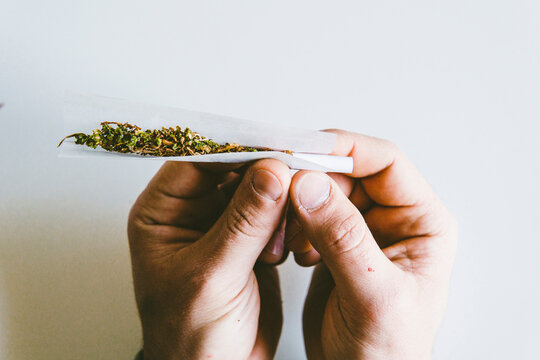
[128, 130, 457, 360]
[128, 159, 290, 359]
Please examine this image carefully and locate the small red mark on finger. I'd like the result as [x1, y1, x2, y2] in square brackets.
[206, 355, 213, 358]
[368, 267, 375, 272]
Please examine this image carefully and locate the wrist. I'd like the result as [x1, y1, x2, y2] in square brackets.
[319, 333, 433, 360]
[140, 319, 198, 360]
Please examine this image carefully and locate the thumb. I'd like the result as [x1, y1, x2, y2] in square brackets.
[290, 171, 398, 298]
[199, 159, 291, 274]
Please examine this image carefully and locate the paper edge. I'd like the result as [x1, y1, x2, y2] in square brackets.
[58, 141, 353, 173]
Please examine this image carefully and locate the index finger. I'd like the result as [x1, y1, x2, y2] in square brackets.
[149, 161, 243, 199]
[325, 129, 434, 207]
[131, 161, 237, 229]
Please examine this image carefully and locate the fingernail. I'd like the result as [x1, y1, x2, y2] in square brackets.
[297, 173, 331, 211]
[265, 221, 286, 256]
[252, 169, 283, 201]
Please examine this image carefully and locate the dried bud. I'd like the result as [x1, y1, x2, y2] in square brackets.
[58, 122, 262, 156]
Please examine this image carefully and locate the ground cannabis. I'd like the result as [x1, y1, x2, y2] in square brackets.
[58, 122, 261, 156]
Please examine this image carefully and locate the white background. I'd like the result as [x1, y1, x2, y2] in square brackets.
[1, 1, 539, 359]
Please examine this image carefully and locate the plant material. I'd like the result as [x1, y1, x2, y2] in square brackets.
[58, 122, 262, 156]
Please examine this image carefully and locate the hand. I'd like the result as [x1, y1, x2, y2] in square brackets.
[285, 130, 458, 359]
[128, 159, 291, 360]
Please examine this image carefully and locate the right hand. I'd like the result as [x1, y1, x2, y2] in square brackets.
[285, 130, 458, 359]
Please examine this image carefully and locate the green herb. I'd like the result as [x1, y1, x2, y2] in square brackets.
[58, 121, 262, 156]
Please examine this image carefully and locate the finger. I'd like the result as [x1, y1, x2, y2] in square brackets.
[345, 179, 374, 213]
[365, 203, 447, 249]
[293, 248, 321, 267]
[217, 172, 243, 203]
[284, 215, 311, 253]
[197, 159, 291, 275]
[284, 176, 343, 257]
[303, 263, 334, 360]
[137, 190, 228, 231]
[150, 161, 226, 199]
[327, 173, 355, 197]
[284, 214, 321, 267]
[128, 223, 203, 260]
[128, 161, 231, 247]
[259, 212, 287, 264]
[286, 222, 323, 267]
[290, 171, 400, 298]
[134, 173, 245, 233]
[217, 170, 242, 189]
[194, 162, 246, 173]
[217, 166, 252, 200]
[285, 175, 369, 267]
[251, 264, 283, 359]
[324, 129, 434, 206]
[132, 161, 229, 225]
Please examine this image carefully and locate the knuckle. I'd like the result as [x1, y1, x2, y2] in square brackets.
[408, 200, 455, 239]
[127, 204, 150, 249]
[382, 139, 404, 164]
[224, 203, 263, 240]
[408, 203, 442, 236]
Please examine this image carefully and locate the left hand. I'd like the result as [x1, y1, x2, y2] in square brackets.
[128, 159, 291, 360]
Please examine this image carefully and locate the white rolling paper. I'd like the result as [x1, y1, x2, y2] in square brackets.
[59, 93, 354, 173]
